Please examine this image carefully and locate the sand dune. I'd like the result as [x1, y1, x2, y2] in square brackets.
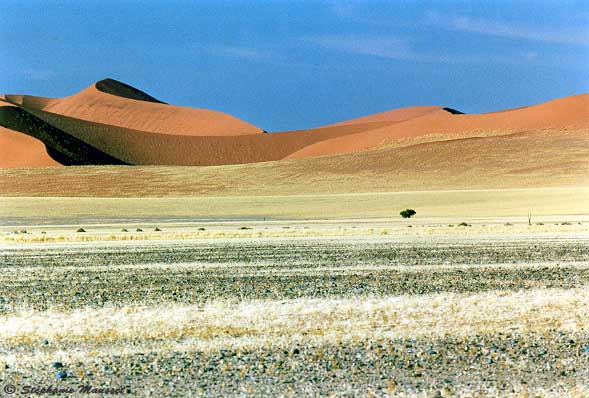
[25, 107, 396, 165]
[1, 79, 587, 168]
[2, 127, 587, 197]
[324, 105, 443, 127]
[0, 126, 60, 168]
[0, 100, 127, 166]
[286, 94, 589, 159]
[5, 78, 263, 137]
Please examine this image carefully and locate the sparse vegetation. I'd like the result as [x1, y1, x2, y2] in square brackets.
[1, 232, 588, 396]
[400, 209, 416, 218]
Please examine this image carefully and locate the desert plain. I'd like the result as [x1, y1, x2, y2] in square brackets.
[1, 80, 588, 397]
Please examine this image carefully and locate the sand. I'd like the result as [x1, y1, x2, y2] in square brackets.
[286, 94, 589, 158]
[1, 79, 587, 168]
[4, 79, 263, 137]
[0, 126, 60, 168]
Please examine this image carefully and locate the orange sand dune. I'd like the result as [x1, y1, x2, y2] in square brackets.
[0, 100, 127, 166]
[0, 126, 60, 167]
[287, 94, 589, 159]
[324, 105, 443, 127]
[5, 78, 263, 137]
[2, 77, 587, 168]
[25, 107, 398, 165]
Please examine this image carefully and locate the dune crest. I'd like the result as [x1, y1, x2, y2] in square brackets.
[286, 94, 589, 159]
[1, 79, 587, 169]
[94, 78, 165, 103]
[5, 79, 263, 137]
[324, 105, 443, 127]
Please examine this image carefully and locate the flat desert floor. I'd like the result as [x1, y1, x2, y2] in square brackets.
[1, 211, 589, 397]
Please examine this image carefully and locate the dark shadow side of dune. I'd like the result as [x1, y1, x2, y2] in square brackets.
[95, 78, 166, 104]
[0, 105, 129, 165]
[21, 105, 402, 166]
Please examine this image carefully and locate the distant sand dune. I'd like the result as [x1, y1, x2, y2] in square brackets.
[286, 94, 589, 159]
[0, 100, 127, 166]
[1, 79, 587, 170]
[5, 78, 263, 137]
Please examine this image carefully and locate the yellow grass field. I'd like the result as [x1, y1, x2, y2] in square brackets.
[1, 188, 588, 222]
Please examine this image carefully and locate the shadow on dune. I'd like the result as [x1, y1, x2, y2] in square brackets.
[0, 105, 129, 166]
[95, 78, 166, 104]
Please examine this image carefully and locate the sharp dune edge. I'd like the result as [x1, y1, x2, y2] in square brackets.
[0, 79, 587, 174]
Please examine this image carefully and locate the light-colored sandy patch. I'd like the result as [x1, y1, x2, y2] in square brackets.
[2, 287, 588, 353]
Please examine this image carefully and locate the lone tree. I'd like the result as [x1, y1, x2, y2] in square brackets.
[400, 209, 416, 219]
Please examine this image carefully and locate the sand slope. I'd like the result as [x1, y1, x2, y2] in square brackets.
[0, 126, 60, 168]
[287, 94, 589, 159]
[324, 105, 443, 127]
[4, 79, 263, 137]
[2, 127, 587, 196]
[0, 100, 127, 166]
[1, 79, 587, 169]
[25, 107, 396, 165]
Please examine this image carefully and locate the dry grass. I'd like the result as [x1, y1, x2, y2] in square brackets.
[0, 188, 588, 222]
[2, 232, 588, 396]
[2, 220, 589, 244]
[2, 287, 587, 353]
[1, 128, 588, 197]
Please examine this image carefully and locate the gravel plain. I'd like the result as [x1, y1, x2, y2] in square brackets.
[1, 225, 589, 397]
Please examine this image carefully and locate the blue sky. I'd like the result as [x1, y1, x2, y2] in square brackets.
[1, 0, 588, 131]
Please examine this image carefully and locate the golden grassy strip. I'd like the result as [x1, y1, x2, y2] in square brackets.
[1, 188, 588, 223]
[2, 287, 588, 349]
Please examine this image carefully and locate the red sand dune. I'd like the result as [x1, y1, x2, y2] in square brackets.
[324, 105, 443, 127]
[4, 79, 263, 137]
[0, 126, 60, 167]
[1, 78, 587, 168]
[286, 94, 589, 159]
[25, 107, 398, 165]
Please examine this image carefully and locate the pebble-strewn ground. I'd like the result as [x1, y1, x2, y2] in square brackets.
[1, 226, 589, 397]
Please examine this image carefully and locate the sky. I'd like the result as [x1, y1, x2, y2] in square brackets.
[1, 0, 588, 131]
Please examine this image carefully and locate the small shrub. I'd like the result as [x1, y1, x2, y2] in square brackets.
[136, 228, 143, 232]
[154, 227, 162, 232]
[400, 209, 416, 219]
[458, 222, 470, 227]
[505, 223, 513, 226]
[121, 228, 129, 232]
[198, 227, 206, 231]
[239, 226, 252, 230]
[76, 228, 86, 233]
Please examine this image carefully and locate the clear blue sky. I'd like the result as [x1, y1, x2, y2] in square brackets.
[1, 0, 588, 131]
